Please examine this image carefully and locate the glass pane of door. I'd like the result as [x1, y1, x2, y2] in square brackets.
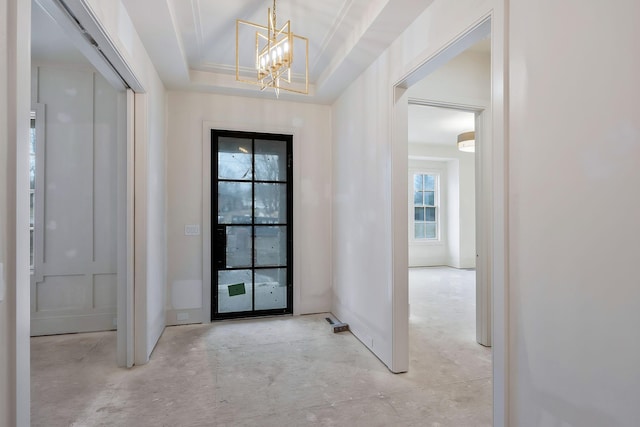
[218, 137, 253, 180]
[254, 183, 287, 222]
[218, 270, 253, 313]
[254, 226, 287, 267]
[218, 182, 252, 224]
[225, 226, 252, 268]
[212, 130, 292, 319]
[254, 139, 287, 181]
[255, 268, 287, 310]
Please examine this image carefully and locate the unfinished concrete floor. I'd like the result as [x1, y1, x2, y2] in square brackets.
[31, 267, 491, 426]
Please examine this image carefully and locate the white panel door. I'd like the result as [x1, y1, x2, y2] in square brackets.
[31, 66, 120, 335]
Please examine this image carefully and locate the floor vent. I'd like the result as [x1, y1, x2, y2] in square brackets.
[325, 317, 350, 333]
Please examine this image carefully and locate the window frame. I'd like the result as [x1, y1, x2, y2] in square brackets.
[410, 171, 441, 243]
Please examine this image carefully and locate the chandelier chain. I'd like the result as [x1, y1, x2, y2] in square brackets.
[272, 0, 277, 38]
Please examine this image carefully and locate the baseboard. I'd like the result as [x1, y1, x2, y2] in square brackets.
[31, 312, 116, 336]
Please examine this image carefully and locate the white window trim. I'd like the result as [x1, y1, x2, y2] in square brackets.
[409, 169, 444, 246]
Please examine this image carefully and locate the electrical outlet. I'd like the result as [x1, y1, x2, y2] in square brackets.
[177, 312, 189, 321]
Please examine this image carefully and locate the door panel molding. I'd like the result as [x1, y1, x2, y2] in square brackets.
[30, 68, 119, 336]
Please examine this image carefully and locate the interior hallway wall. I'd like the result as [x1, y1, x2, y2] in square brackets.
[0, 0, 31, 424]
[165, 91, 332, 323]
[0, 3, 14, 423]
[508, 0, 640, 424]
[80, 0, 167, 363]
[331, 0, 496, 372]
[409, 48, 490, 107]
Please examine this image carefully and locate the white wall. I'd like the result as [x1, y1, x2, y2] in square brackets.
[446, 158, 461, 265]
[1, 0, 31, 424]
[332, 0, 496, 372]
[457, 151, 475, 268]
[508, 0, 640, 424]
[135, 73, 166, 361]
[166, 91, 332, 323]
[81, 0, 167, 363]
[332, 55, 395, 366]
[409, 48, 491, 107]
[0, 3, 12, 423]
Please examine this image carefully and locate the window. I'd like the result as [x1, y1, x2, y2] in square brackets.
[30, 112, 36, 270]
[413, 173, 438, 240]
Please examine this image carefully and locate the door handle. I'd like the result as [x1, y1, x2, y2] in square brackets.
[215, 226, 226, 269]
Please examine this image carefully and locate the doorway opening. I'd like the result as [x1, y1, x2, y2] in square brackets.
[407, 97, 491, 409]
[211, 130, 293, 320]
[407, 97, 490, 339]
[405, 35, 491, 334]
[30, 0, 135, 369]
[392, 14, 506, 420]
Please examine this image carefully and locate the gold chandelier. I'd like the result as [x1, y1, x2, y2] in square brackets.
[236, 0, 309, 96]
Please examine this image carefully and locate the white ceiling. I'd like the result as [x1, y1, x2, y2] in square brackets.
[31, 0, 487, 143]
[408, 105, 475, 147]
[30, 0, 434, 102]
[120, 0, 435, 103]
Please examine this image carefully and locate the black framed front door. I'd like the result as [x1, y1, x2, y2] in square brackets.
[212, 129, 293, 320]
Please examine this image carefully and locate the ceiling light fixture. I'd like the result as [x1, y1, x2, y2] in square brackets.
[457, 131, 475, 153]
[236, 0, 309, 97]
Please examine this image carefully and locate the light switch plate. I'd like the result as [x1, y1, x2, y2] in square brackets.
[184, 224, 200, 236]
